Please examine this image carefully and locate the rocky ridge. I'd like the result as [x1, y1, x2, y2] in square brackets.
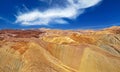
[0, 26, 120, 72]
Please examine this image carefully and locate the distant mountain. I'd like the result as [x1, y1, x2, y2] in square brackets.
[0, 26, 120, 72]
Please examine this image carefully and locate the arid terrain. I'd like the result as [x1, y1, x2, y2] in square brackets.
[0, 26, 120, 72]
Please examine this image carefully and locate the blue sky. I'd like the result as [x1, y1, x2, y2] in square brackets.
[0, 0, 120, 29]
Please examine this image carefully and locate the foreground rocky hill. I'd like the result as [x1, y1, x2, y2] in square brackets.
[0, 26, 120, 72]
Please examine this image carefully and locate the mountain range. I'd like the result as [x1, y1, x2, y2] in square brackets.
[0, 26, 120, 72]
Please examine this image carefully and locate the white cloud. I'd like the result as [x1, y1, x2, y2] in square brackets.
[15, 0, 102, 25]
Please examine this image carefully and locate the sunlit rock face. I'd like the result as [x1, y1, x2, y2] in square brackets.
[0, 26, 120, 72]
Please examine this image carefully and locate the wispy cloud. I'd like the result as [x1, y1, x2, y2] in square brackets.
[0, 17, 12, 24]
[15, 0, 102, 25]
[0, 17, 5, 20]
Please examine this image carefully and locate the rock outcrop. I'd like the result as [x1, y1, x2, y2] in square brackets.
[0, 26, 120, 72]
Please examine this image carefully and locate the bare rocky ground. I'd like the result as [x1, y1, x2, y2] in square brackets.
[0, 26, 120, 72]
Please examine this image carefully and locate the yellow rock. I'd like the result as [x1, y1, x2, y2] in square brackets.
[0, 26, 120, 72]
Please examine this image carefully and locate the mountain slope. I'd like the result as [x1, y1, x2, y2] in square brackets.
[0, 26, 120, 72]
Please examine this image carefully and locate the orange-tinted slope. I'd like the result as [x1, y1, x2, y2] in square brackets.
[0, 26, 120, 72]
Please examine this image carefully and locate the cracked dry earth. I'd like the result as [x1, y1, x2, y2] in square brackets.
[0, 26, 120, 72]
